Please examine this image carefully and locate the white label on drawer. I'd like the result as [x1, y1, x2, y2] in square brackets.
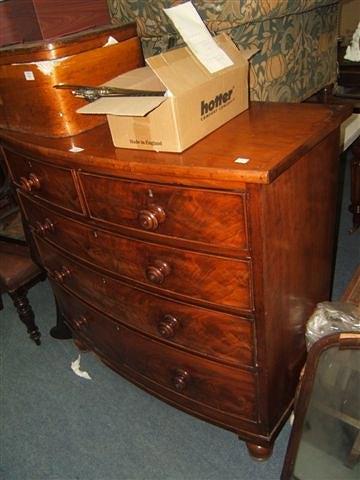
[24, 71, 35, 81]
[234, 157, 250, 164]
[69, 146, 84, 153]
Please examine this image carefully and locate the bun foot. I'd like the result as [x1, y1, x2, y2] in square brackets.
[50, 301, 72, 339]
[245, 442, 273, 461]
[50, 324, 72, 339]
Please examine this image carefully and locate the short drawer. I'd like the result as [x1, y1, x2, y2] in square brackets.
[55, 286, 258, 421]
[36, 237, 254, 366]
[79, 172, 248, 253]
[22, 195, 253, 312]
[4, 148, 84, 214]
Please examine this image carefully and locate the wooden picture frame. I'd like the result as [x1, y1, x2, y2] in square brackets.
[281, 332, 360, 480]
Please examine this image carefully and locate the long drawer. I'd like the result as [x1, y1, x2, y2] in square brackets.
[54, 285, 258, 421]
[21, 195, 253, 312]
[79, 172, 248, 252]
[36, 237, 254, 367]
[4, 148, 84, 214]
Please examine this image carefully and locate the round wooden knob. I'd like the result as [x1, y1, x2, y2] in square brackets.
[172, 369, 190, 392]
[146, 260, 171, 284]
[157, 314, 179, 338]
[73, 315, 88, 330]
[34, 218, 54, 236]
[52, 266, 71, 284]
[19, 173, 40, 192]
[138, 205, 166, 231]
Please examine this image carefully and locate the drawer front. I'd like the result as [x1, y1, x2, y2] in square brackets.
[22, 196, 253, 311]
[4, 149, 84, 213]
[55, 286, 258, 421]
[36, 237, 254, 366]
[79, 172, 248, 252]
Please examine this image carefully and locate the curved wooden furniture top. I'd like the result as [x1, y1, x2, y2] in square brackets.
[0, 23, 138, 64]
[0, 102, 350, 187]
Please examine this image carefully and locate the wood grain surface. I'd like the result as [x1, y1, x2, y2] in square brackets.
[1, 101, 351, 459]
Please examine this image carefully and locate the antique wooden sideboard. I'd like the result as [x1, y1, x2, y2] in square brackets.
[0, 102, 350, 460]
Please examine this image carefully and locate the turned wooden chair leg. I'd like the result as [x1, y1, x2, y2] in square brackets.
[9, 287, 41, 345]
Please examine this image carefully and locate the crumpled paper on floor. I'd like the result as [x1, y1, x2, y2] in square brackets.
[71, 354, 92, 380]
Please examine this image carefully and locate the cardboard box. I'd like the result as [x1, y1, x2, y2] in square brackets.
[78, 33, 252, 152]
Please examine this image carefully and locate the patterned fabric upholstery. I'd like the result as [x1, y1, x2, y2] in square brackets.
[107, 0, 339, 102]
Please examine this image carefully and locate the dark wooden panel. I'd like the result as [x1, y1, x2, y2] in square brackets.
[32, 0, 110, 39]
[36, 237, 255, 367]
[0, 0, 110, 47]
[0, 147, 18, 222]
[250, 132, 342, 429]
[338, 46, 360, 88]
[55, 286, 258, 421]
[20, 195, 253, 312]
[80, 172, 248, 253]
[5, 149, 83, 213]
[0, 0, 41, 47]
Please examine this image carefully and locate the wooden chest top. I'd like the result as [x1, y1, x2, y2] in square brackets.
[0, 102, 351, 186]
[0, 23, 144, 138]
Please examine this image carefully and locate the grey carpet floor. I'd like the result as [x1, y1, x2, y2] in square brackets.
[0, 153, 359, 480]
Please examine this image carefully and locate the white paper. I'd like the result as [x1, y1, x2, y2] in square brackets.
[234, 157, 250, 164]
[164, 1, 233, 73]
[344, 22, 360, 62]
[24, 71, 35, 81]
[104, 36, 118, 47]
[12, 57, 69, 75]
[69, 146, 84, 153]
[71, 354, 92, 380]
[36, 59, 64, 75]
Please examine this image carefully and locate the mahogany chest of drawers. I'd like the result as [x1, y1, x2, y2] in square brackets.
[0, 102, 350, 460]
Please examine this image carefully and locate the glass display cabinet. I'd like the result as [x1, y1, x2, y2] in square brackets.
[281, 332, 360, 480]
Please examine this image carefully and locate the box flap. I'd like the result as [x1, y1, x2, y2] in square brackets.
[102, 65, 165, 91]
[236, 44, 259, 61]
[146, 33, 247, 96]
[77, 66, 167, 117]
[77, 95, 166, 117]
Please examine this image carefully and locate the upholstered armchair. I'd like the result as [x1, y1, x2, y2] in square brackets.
[107, 0, 339, 102]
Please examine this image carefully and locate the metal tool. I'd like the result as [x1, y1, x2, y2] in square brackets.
[54, 84, 166, 102]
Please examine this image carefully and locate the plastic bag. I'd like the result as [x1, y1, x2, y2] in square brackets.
[306, 301, 360, 350]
